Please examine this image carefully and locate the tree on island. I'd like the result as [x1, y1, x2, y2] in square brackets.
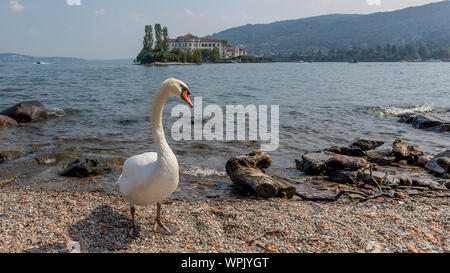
[143, 25, 153, 52]
[136, 24, 215, 64]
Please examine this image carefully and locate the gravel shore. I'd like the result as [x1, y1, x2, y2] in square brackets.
[0, 186, 448, 253]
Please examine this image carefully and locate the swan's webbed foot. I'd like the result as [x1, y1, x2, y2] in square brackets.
[153, 220, 179, 235]
[152, 203, 179, 235]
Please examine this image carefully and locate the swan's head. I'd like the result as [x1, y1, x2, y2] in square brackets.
[162, 78, 193, 108]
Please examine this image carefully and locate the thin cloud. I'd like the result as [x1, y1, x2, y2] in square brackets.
[66, 0, 81, 6]
[185, 9, 193, 16]
[10, 1, 24, 12]
[366, 0, 381, 6]
[94, 9, 106, 16]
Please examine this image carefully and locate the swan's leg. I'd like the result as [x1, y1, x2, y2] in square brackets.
[153, 203, 179, 235]
[129, 206, 138, 236]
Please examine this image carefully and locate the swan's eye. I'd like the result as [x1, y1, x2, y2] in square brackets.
[181, 85, 189, 95]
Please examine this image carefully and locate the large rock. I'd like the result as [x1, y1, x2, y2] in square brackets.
[326, 154, 368, 171]
[425, 150, 450, 176]
[428, 123, 450, 133]
[397, 115, 415, 124]
[412, 115, 443, 130]
[60, 158, 111, 178]
[364, 149, 395, 165]
[0, 115, 18, 128]
[1, 101, 47, 123]
[437, 157, 450, 173]
[392, 139, 423, 163]
[295, 153, 334, 175]
[350, 138, 384, 151]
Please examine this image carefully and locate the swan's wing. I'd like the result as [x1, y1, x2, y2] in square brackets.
[118, 152, 158, 181]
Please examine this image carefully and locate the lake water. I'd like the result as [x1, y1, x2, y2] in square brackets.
[1, 61, 449, 198]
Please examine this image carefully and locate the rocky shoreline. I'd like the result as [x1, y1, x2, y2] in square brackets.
[1, 100, 449, 253]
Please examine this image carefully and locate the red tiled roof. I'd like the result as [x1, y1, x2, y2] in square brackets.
[168, 39, 177, 42]
[177, 33, 198, 39]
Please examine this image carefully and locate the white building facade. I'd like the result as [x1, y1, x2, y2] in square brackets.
[169, 33, 228, 59]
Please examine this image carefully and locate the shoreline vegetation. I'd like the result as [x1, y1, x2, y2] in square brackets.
[273, 44, 450, 63]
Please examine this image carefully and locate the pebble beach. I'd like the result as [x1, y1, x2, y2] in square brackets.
[1, 186, 448, 253]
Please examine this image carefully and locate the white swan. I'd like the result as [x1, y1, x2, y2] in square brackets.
[118, 78, 193, 235]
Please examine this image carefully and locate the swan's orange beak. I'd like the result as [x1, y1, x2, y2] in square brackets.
[181, 90, 193, 108]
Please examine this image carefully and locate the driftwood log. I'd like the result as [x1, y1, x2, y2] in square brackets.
[226, 151, 296, 199]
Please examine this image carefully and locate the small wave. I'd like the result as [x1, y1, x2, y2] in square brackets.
[368, 104, 436, 117]
[47, 108, 66, 118]
[180, 165, 226, 177]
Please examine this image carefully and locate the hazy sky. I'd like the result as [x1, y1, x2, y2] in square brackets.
[0, 0, 445, 59]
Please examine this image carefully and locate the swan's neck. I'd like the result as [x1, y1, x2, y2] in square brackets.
[151, 87, 172, 156]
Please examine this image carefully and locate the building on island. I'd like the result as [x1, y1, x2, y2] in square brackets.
[169, 33, 247, 60]
[226, 46, 240, 58]
[169, 33, 228, 59]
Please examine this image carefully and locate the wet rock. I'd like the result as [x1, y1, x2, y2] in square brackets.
[350, 138, 384, 151]
[437, 157, 450, 173]
[397, 115, 415, 124]
[428, 123, 450, 133]
[60, 158, 111, 178]
[295, 153, 334, 175]
[0, 151, 24, 164]
[0, 115, 18, 128]
[412, 115, 443, 130]
[364, 149, 395, 165]
[392, 139, 423, 163]
[326, 154, 368, 171]
[425, 150, 450, 176]
[1, 101, 47, 123]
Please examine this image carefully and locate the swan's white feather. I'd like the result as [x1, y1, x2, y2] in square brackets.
[117, 78, 188, 207]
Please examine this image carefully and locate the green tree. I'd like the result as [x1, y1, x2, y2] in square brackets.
[162, 26, 170, 52]
[143, 25, 154, 52]
[192, 49, 203, 64]
[154, 24, 163, 52]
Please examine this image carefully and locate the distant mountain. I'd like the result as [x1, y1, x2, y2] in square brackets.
[207, 1, 450, 55]
[0, 53, 86, 63]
